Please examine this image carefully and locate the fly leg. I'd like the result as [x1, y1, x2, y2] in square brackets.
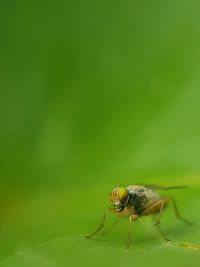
[141, 199, 170, 242]
[102, 217, 120, 236]
[127, 214, 138, 249]
[84, 210, 108, 239]
[168, 196, 193, 226]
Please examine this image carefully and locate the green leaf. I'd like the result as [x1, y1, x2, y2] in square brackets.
[0, 186, 200, 267]
[1, 0, 200, 266]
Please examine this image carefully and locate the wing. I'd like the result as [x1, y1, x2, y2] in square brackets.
[145, 184, 188, 190]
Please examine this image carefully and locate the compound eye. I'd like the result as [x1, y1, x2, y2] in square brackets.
[118, 187, 129, 204]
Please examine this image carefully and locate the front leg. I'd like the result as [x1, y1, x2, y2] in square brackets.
[102, 217, 120, 236]
[127, 214, 138, 249]
[84, 210, 108, 239]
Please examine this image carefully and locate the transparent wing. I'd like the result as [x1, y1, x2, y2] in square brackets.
[145, 184, 188, 190]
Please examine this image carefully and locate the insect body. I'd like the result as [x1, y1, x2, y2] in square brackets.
[111, 185, 163, 216]
[85, 185, 192, 249]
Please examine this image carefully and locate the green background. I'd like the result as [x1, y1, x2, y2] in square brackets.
[0, 0, 200, 266]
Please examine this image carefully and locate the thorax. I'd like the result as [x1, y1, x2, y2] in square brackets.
[127, 185, 162, 215]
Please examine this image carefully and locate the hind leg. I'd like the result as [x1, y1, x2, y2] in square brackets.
[141, 199, 170, 241]
[168, 197, 193, 226]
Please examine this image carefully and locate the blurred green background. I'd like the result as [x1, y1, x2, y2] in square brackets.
[1, 0, 200, 266]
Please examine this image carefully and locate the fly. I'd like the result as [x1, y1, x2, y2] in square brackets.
[84, 184, 192, 249]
